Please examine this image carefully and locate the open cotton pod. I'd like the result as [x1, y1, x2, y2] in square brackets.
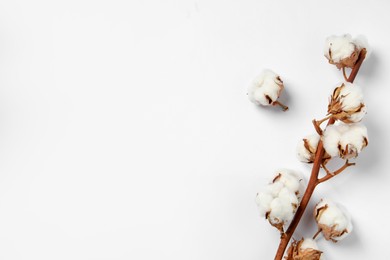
[296, 134, 330, 163]
[285, 238, 323, 260]
[255, 169, 305, 232]
[322, 123, 368, 160]
[248, 69, 288, 111]
[324, 34, 369, 69]
[328, 82, 366, 124]
[314, 199, 353, 242]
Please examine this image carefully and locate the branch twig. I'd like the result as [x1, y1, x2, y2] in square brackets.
[318, 160, 356, 183]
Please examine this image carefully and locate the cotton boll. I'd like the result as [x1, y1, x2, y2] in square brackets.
[248, 69, 287, 110]
[271, 169, 305, 200]
[339, 124, 368, 159]
[296, 134, 330, 163]
[255, 169, 306, 232]
[328, 82, 366, 123]
[314, 199, 353, 242]
[286, 238, 324, 260]
[322, 123, 368, 159]
[268, 194, 296, 225]
[324, 34, 369, 69]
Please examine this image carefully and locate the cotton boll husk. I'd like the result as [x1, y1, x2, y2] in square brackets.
[286, 238, 324, 260]
[296, 134, 320, 163]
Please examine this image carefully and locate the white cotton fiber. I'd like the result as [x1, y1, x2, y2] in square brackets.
[324, 34, 370, 69]
[315, 199, 353, 242]
[322, 123, 368, 159]
[248, 69, 284, 106]
[296, 134, 320, 163]
[324, 34, 356, 63]
[255, 169, 306, 230]
[328, 82, 366, 123]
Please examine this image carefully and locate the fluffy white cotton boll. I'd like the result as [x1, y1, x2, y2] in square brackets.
[339, 124, 368, 158]
[324, 34, 356, 64]
[322, 123, 368, 159]
[268, 189, 297, 225]
[296, 134, 321, 163]
[328, 82, 366, 123]
[255, 169, 305, 231]
[256, 188, 298, 231]
[286, 238, 324, 259]
[271, 169, 305, 200]
[248, 69, 287, 110]
[314, 199, 353, 242]
[324, 34, 369, 69]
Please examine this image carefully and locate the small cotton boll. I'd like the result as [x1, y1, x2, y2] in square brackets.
[328, 82, 366, 123]
[248, 69, 287, 110]
[296, 134, 320, 163]
[314, 199, 353, 242]
[324, 34, 369, 69]
[286, 238, 323, 260]
[324, 34, 359, 69]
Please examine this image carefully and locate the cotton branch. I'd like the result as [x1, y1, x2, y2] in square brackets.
[273, 48, 367, 260]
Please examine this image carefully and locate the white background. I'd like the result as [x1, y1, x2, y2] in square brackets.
[0, 0, 389, 259]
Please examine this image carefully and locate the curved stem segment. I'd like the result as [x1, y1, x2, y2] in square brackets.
[273, 48, 367, 260]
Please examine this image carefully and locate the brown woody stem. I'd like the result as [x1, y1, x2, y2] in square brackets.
[273, 100, 289, 111]
[318, 160, 356, 183]
[313, 229, 322, 240]
[273, 48, 367, 260]
[342, 67, 348, 81]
